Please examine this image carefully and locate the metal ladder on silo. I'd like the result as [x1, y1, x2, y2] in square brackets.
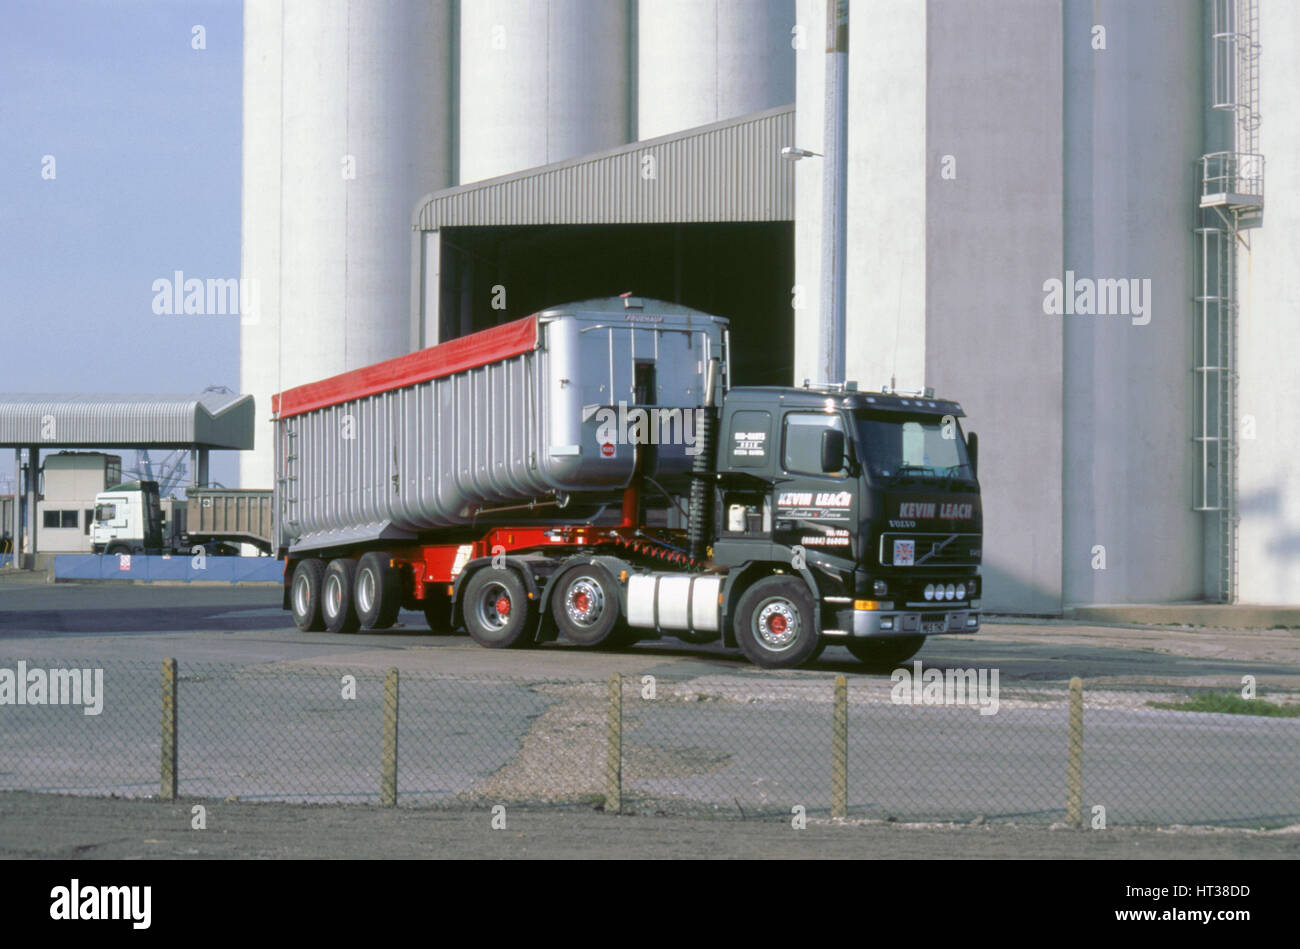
[1194, 0, 1263, 603]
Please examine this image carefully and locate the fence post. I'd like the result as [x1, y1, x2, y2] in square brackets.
[606, 673, 622, 814]
[160, 658, 177, 801]
[832, 675, 848, 818]
[381, 667, 399, 807]
[1067, 676, 1083, 828]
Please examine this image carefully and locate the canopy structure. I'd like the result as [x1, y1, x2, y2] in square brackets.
[0, 391, 254, 450]
[0, 391, 255, 567]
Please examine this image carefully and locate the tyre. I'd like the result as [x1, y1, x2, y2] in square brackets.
[550, 563, 624, 647]
[322, 558, 360, 633]
[355, 551, 401, 630]
[106, 543, 132, 556]
[462, 567, 533, 648]
[734, 575, 822, 669]
[290, 559, 326, 632]
[421, 591, 453, 633]
[845, 635, 925, 668]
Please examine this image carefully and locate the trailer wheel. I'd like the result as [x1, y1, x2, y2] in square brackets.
[322, 558, 361, 633]
[462, 568, 533, 648]
[551, 564, 624, 647]
[421, 592, 453, 634]
[291, 559, 326, 632]
[734, 575, 821, 669]
[355, 552, 401, 630]
[845, 635, 924, 669]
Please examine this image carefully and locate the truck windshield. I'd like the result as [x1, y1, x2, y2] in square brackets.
[852, 411, 974, 484]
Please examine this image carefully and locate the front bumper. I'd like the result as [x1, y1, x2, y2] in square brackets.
[838, 607, 980, 639]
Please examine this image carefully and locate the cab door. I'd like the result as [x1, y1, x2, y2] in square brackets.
[772, 412, 855, 561]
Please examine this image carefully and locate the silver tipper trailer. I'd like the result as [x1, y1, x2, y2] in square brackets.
[273, 297, 729, 555]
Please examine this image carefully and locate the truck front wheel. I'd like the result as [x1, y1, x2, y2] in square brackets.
[322, 558, 361, 634]
[845, 635, 924, 668]
[462, 568, 534, 648]
[291, 559, 326, 632]
[734, 576, 822, 669]
[355, 552, 401, 630]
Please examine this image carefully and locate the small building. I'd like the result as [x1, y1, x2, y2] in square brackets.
[35, 452, 122, 553]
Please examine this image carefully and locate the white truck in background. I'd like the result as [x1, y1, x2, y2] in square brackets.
[90, 480, 273, 556]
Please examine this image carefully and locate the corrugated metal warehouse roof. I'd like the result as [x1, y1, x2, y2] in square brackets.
[0, 392, 255, 449]
[413, 105, 796, 229]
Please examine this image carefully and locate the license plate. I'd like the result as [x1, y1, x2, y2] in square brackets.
[922, 620, 946, 635]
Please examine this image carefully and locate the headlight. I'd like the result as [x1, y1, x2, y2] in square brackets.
[873, 579, 888, 596]
[955, 583, 966, 600]
[924, 583, 936, 601]
[944, 583, 956, 600]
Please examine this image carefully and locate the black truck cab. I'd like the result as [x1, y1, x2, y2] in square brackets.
[710, 382, 982, 664]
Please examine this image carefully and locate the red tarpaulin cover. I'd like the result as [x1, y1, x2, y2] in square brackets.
[271, 315, 540, 419]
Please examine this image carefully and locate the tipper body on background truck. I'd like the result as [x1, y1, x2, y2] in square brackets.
[273, 297, 982, 669]
[90, 483, 274, 556]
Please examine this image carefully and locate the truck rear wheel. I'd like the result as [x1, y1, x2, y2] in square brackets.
[355, 552, 401, 630]
[845, 635, 924, 668]
[734, 576, 822, 669]
[322, 558, 361, 633]
[551, 563, 624, 647]
[291, 559, 326, 632]
[462, 568, 533, 648]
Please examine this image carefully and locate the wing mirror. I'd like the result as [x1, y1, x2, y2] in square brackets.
[820, 428, 846, 473]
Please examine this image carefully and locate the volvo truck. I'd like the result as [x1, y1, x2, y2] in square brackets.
[274, 297, 982, 669]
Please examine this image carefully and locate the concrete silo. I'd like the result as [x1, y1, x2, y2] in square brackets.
[637, 0, 796, 139]
[240, 0, 453, 488]
[1060, 0, 1205, 604]
[458, 0, 631, 183]
[1236, 0, 1300, 604]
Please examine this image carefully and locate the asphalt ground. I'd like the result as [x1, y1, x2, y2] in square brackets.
[1, 574, 1299, 856]
[2, 792, 1297, 859]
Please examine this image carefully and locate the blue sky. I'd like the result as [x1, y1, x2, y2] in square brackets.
[1, 0, 243, 484]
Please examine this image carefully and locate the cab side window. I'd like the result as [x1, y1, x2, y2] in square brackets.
[782, 413, 845, 476]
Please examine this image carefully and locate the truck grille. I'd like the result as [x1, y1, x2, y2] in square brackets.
[880, 532, 981, 567]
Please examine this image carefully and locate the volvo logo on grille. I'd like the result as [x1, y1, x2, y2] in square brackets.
[916, 535, 958, 564]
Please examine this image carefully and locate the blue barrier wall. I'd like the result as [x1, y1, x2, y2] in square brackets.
[54, 554, 284, 583]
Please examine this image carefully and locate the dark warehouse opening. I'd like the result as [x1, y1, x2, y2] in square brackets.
[438, 222, 795, 387]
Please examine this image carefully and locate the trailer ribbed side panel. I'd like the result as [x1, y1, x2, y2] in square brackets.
[274, 303, 727, 555]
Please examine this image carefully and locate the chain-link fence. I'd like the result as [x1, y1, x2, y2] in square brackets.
[1, 657, 1297, 826]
